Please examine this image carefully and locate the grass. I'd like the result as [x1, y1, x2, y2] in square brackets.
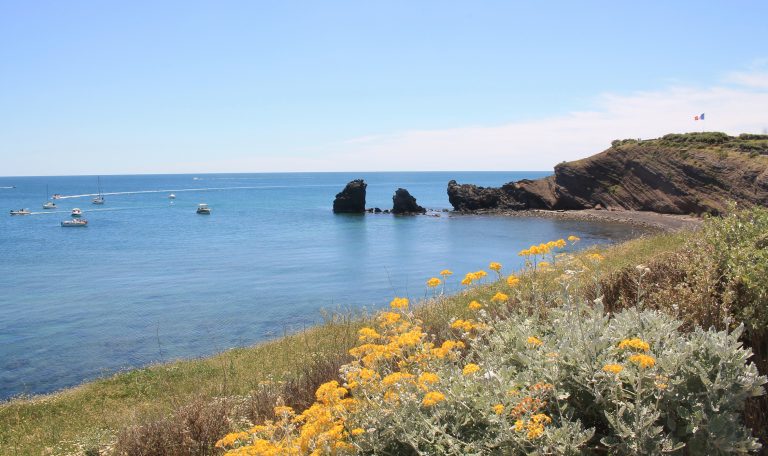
[3, 223, 765, 455]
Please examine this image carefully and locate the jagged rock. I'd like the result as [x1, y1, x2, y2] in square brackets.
[392, 188, 426, 214]
[447, 133, 768, 215]
[374, 208, 382, 213]
[333, 179, 366, 213]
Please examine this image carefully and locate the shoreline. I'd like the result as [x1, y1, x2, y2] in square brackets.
[445, 208, 702, 232]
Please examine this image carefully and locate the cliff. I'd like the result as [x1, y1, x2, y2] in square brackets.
[448, 132, 768, 215]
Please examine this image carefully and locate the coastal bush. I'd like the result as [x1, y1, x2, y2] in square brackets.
[216, 242, 766, 455]
[661, 132, 730, 145]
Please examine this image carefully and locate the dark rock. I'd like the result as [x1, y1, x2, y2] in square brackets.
[333, 179, 367, 213]
[374, 207, 382, 213]
[392, 188, 426, 214]
[383, 209, 390, 214]
[446, 133, 768, 215]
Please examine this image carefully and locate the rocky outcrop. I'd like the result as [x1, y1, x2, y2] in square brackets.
[392, 188, 426, 214]
[448, 133, 768, 215]
[333, 179, 367, 213]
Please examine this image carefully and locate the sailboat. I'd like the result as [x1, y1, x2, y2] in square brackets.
[42, 185, 56, 209]
[92, 177, 105, 205]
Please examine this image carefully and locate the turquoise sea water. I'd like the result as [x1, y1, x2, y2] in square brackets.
[0, 172, 645, 400]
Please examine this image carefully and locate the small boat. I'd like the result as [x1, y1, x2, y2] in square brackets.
[196, 203, 211, 214]
[10, 209, 31, 216]
[61, 219, 88, 227]
[92, 177, 105, 204]
[169, 193, 176, 199]
[71, 208, 83, 217]
[43, 185, 56, 209]
[52, 194, 62, 199]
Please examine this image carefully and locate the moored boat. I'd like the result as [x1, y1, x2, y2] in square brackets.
[92, 177, 105, 204]
[43, 185, 56, 209]
[71, 208, 83, 217]
[61, 219, 88, 227]
[169, 193, 176, 199]
[196, 203, 211, 214]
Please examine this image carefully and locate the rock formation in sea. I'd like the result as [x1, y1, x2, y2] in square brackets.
[391, 188, 426, 214]
[448, 132, 768, 215]
[333, 179, 367, 213]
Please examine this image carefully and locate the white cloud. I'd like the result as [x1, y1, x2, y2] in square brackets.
[297, 71, 768, 172]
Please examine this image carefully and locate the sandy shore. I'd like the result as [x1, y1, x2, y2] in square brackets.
[447, 208, 702, 232]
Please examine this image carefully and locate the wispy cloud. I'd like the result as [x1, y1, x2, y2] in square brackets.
[295, 70, 768, 172]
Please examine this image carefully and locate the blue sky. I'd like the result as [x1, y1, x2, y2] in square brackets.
[1, 1, 767, 175]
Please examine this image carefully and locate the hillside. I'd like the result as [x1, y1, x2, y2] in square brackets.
[448, 132, 768, 215]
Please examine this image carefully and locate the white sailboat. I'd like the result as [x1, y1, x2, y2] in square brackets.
[43, 185, 56, 209]
[92, 177, 105, 205]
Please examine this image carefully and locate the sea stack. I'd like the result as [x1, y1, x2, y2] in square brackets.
[333, 179, 367, 213]
[391, 188, 426, 214]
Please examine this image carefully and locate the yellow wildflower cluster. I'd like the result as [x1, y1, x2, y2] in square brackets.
[426, 277, 441, 288]
[390, 297, 409, 310]
[422, 391, 446, 407]
[461, 270, 488, 286]
[628, 353, 656, 369]
[518, 239, 567, 257]
[618, 338, 650, 352]
[450, 318, 485, 333]
[492, 404, 505, 415]
[514, 413, 552, 439]
[506, 275, 520, 287]
[567, 235, 580, 242]
[490, 292, 509, 303]
[489, 262, 502, 272]
[439, 269, 453, 277]
[215, 379, 357, 455]
[468, 300, 482, 310]
[602, 363, 623, 374]
[462, 363, 480, 376]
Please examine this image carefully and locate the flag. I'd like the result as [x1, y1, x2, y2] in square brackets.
[694, 115, 699, 120]
[700, 113, 705, 120]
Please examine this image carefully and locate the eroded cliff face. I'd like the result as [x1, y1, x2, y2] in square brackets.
[448, 133, 768, 215]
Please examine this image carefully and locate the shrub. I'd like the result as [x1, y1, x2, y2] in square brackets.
[217, 260, 766, 455]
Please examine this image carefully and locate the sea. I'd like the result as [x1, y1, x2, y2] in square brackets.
[0, 172, 646, 400]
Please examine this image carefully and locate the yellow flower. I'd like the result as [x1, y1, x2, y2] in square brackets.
[390, 297, 409, 310]
[468, 300, 482, 310]
[492, 404, 505, 415]
[602, 363, 623, 374]
[422, 391, 446, 407]
[537, 261, 551, 270]
[426, 277, 441, 288]
[379, 312, 401, 325]
[462, 363, 480, 375]
[514, 419, 524, 431]
[555, 238, 567, 248]
[490, 292, 509, 303]
[507, 275, 520, 287]
[568, 235, 580, 242]
[382, 372, 415, 387]
[358, 327, 381, 341]
[461, 274, 473, 286]
[587, 253, 605, 262]
[618, 338, 650, 352]
[489, 262, 502, 272]
[629, 354, 656, 369]
[418, 372, 440, 385]
[526, 336, 543, 347]
[350, 428, 365, 436]
[439, 269, 453, 276]
[475, 270, 488, 279]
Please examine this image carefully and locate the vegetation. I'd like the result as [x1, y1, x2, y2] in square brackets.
[3, 208, 768, 455]
[608, 132, 768, 157]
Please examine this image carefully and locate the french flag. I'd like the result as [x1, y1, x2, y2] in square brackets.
[694, 113, 705, 121]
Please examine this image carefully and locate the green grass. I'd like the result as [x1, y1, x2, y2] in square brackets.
[0, 230, 719, 455]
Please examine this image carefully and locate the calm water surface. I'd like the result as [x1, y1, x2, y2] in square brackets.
[0, 172, 646, 399]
